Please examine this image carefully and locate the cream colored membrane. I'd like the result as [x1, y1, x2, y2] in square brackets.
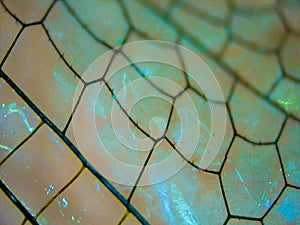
[70, 81, 153, 193]
[230, 83, 285, 142]
[44, 1, 109, 76]
[171, 4, 228, 55]
[278, 118, 300, 186]
[0, 125, 81, 215]
[0, 189, 24, 225]
[64, 0, 129, 47]
[137, 139, 185, 185]
[223, 42, 282, 95]
[0, 79, 40, 162]
[179, 37, 234, 101]
[65, 124, 135, 199]
[124, 0, 177, 42]
[263, 187, 300, 225]
[0, 4, 22, 61]
[227, 218, 261, 225]
[38, 169, 126, 225]
[132, 140, 227, 225]
[222, 137, 285, 218]
[3, 0, 52, 23]
[280, 34, 300, 80]
[231, 9, 285, 50]
[2, 25, 84, 130]
[182, 0, 230, 20]
[167, 89, 233, 172]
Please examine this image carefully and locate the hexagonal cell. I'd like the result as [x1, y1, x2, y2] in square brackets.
[233, 0, 276, 9]
[167, 89, 233, 172]
[230, 83, 285, 142]
[44, 1, 109, 75]
[264, 187, 300, 225]
[223, 42, 281, 95]
[0, 189, 24, 225]
[231, 10, 285, 50]
[280, 35, 300, 80]
[65, 0, 129, 46]
[3, 0, 52, 23]
[227, 218, 261, 225]
[281, 3, 300, 34]
[0, 79, 40, 162]
[222, 137, 285, 218]
[124, 0, 177, 42]
[270, 77, 300, 119]
[0, 4, 22, 61]
[105, 61, 178, 139]
[278, 118, 300, 187]
[2, 25, 84, 130]
[171, 4, 228, 54]
[180, 38, 234, 101]
[181, 0, 229, 20]
[132, 145, 227, 225]
[0, 125, 82, 215]
[38, 169, 126, 224]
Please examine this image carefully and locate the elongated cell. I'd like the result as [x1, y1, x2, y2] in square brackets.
[171, 4, 228, 54]
[38, 169, 126, 225]
[0, 189, 24, 225]
[2, 25, 84, 130]
[182, 0, 229, 20]
[0, 79, 40, 162]
[0, 4, 22, 62]
[0, 125, 81, 215]
[124, 0, 177, 42]
[44, 1, 109, 76]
